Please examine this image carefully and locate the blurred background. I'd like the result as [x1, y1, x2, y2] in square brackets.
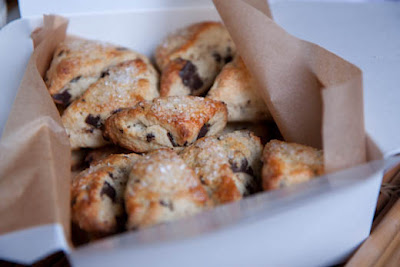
[1, 0, 396, 28]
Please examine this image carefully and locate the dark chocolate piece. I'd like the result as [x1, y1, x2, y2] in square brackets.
[179, 60, 203, 92]
[146, 133, 155, 142]
[85, 114, 102, 128]
[52, 90, 72, 106]
[167, 132, 177, 147]
[100, 181, 116, 202]
[197, 123, 210, 140]
[100, 70, 110, 78]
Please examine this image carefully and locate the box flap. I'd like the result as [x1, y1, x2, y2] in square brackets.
[272, 1, 400, 158]
[18, 0, 213, 18]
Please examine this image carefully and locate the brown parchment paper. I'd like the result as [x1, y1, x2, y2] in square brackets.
[0, 0, 367, 240]
[0, 16, 70, 237]
[213, 0, 367, 173]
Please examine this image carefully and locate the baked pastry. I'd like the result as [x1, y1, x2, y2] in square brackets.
[103, 96, 228, 152]
[155, 22, 236, 96]
[71, 153, 141, 234]
[180, 130, 263, 204]
[46, 37, 147, 106]
[84, 145, 131, 167]
[125, 149, 209, 230]
[262, 140, 324, 190]
[62, 59, 159, 149]
[207, 56, 271, 122]
[222, 121, 283, 145]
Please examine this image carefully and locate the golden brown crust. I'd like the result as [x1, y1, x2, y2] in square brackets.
[71, 153, 141, 234]
[46, 37, 147, 105]
[207, 56, 271, 122]
[155, 21, 236, 96]
[262, 140, 324, 190]
[61, 58, 159, 149]
[155, 22, 223, 69]
[103, 96, 228, 152]
[125, 149, 210, 230]
[180, 130, 263, 205]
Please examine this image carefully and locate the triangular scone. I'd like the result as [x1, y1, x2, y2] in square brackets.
[262, 140, 324, 190]
[71, 153, 141, 235]
[103, 96, 228, 152]
[180, 130, 263, 205]
[207, 56, 271, 122]
[46, 37, 148, 106]
[155, 22, 236, 96]
[125, 149, 210, 230]
[62, 59, 159, 149]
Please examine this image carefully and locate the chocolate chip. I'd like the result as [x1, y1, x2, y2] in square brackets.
[146, 133, 155, 142]
[58, 50, 65, 57]
[134, 179, 141, 183]
[159, 200, 174, 211]
[81, 98, 86, 102]
[167, 132, 177, 147]
[111, 108, 123, 114]
[197, 123, 210, 140]
[70, 76, 82, 83]
[179, 60, 203, 92]
[224, 55, 233, 64]
[85, 114, 102, 128]
[230, 158, 249, 173]
[183, 141, 188, 147]
[52, 90, 71, 106]
[108, 172, 114, 179]
[212, 52, 222, 63]
[100, 70, 110, 78]
[116, 47, 128, 51]
[199, 176, 206, 185]
[100, 181, 116, 202]
[119, 129, 124, 134]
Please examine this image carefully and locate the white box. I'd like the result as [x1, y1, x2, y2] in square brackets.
[1, 1, 400, 266]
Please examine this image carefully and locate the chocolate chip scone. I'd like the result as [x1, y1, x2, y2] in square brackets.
[180, 130, 263, 205]
[46, 37, 147, 106]
[125, 149, 210, 230]
[71, 153, 141, 235]
[62, 59, 159, 149]
[262, 140, 324, 190]
[84, 145, 130, 167]
[103, 96, 228, 153]
[207, 56, 271, 122]
[155, 21, 236, 96]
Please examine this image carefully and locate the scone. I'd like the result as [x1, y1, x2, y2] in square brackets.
[155, 21, 236, 96]
[262, 140, 324, 190]
[222, 121, 283, 145]
[62, 59, 159, 149]
[71, 153, 141, 234]
[207, 56, 271, 122]
[125, 149, 209, 230]
[84, 145, 131, 167]
[103, 96, 228, 152]
[46, 37, 147, 106]
[180, 130, 263, 204]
